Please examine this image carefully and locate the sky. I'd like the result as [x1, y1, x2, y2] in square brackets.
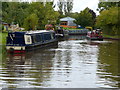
[8, 0, 100, 15]
[73, 0, 99, 15]
[54, 0, 100, 15]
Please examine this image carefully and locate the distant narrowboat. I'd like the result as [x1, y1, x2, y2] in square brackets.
[6, 30, 57, 53]
[68, 29, 89, 35]
[86, 29, 103, 41]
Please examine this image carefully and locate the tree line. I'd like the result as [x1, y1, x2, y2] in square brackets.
[2, 2, 59, 30]
[2, 1, 119, 36]
[95, 2, 119, 36]
[1, 1, 97, 31]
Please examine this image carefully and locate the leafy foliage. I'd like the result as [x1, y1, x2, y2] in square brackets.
[75, 7, 96, 28]
[57, 1, 64, 15]
[24, 13, 38, 30]
[2, 2, 60, 30]
[57, 0, 73, 16]
[95, 7, 119, 35]
[64, 1, 73, 16]
[97, 2, 118, 12]
[2, 2, 29, 26]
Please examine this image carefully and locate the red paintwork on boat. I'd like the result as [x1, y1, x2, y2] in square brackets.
[7, 50, 26, 53]
[87, 30, 103, 40]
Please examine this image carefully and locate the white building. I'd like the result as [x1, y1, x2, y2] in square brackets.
[60, 17, 77, 28]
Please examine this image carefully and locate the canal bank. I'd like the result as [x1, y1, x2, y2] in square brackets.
[0, 32, 8, 45]
[103, 34, 120, 40]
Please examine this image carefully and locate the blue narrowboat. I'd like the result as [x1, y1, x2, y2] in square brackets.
[68, 29, 89, 35]
[6, 30, 57, 53]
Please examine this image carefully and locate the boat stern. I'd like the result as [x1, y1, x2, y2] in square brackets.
[6, 46, 26, 53]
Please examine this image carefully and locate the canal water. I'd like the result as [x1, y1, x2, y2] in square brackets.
[0, 35, 119, 88]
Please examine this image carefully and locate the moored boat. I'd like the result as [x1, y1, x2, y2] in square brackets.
[86, 29, 103, 41]
[6, 30, 57, 53]
[68, 29, 89, 35]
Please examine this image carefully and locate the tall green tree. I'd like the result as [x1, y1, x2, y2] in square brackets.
[24, 13, 38, 31]
[95, 7, 119, 35]
[64, 0, 73, 16]
[2, 2, 19, 24]
[2, 2, 29, 26]
[97, 2, 118, 12]
[2, 2, 59, 30]
[27, 2, 59, 29]
[57, 0, 73, 16]
[57, 0, 64, 15]
[96, 1, 120, 36]
[75, 7, 96, 27]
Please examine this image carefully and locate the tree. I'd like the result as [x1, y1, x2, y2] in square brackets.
[75, 7, 96, 28]
[64, 0, 73, 16]
[57, 0, 64, 15]
[41, 2, 60, 27]
[96, 1, 120, 36]
[70, 12, 79, 19]
[23, 2, 59, 30]
[97, 2, 118, 12]
[2, 2, 19, 24]
[57, 0, 73, 16]
[2, 2, 59, 30]
[95, 7, 119, 35]
[24, 13, 38, 30]
[2, 2, 29, 26]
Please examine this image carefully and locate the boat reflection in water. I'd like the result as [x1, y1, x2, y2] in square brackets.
[4, 44, 58, 88]
[68, 35, 86, 40]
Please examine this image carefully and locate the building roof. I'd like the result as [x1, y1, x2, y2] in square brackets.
[60, 17, 76, 21]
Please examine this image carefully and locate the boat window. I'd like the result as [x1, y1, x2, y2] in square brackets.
[24, 35, 32, 44]
[44, 33, 51, 41]
[35, 34, 42, 43]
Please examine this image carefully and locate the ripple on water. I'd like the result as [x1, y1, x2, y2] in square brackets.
[0, 37, 119, 88]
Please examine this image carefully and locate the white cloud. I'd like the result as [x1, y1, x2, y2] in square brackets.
[72, 0, 99, 15]
[53, 0, 100, 15]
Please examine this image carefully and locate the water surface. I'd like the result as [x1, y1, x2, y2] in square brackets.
[0, 35, 119, 88]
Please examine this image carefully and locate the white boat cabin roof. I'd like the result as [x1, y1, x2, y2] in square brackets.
[26, 30, 54, 34]
[60, 17, 76, 21]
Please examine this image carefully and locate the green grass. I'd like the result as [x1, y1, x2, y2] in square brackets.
[63, 28, 85, 30]
[0, 32, 8, 61]
[0, 32, 8, 45]
[62, 27, 84, 30]
[102, 34, 119, 39]
[67, 28, 84, 30]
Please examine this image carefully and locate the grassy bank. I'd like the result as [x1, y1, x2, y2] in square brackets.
[102, 34, 119, 39]
[0, 32, 8, 45]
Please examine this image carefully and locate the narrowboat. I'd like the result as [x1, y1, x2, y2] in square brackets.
[6, 30, 57, 53]
[68, 29, 89, 35]
[86, 29, 103, 41]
